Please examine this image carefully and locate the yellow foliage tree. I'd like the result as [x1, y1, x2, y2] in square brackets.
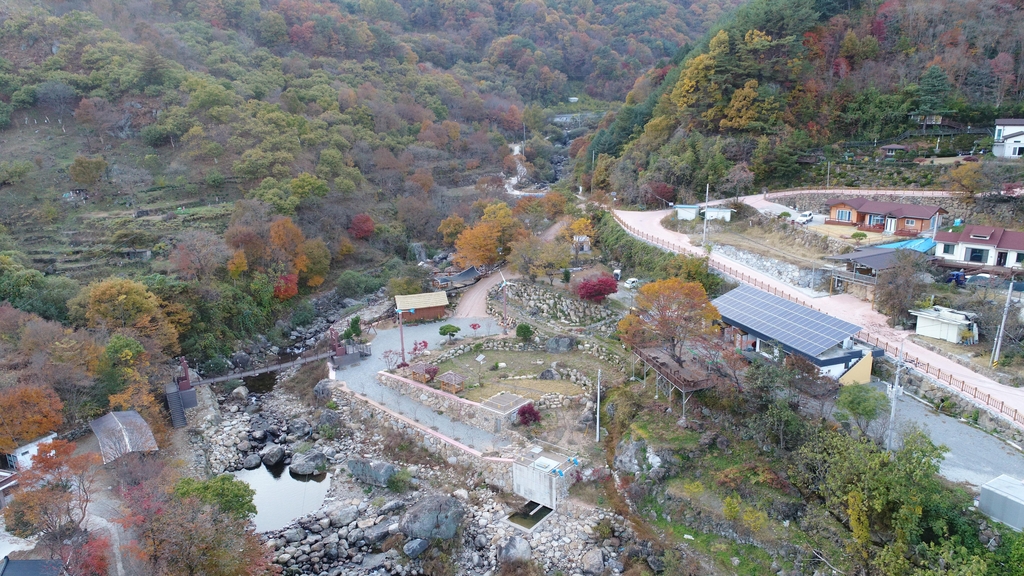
[438, 215, 466, 246]
[69, 278, 181, 354]
[634, 278, 720, 362]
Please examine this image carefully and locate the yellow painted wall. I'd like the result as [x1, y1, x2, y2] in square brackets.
[839, 354, 873, 386]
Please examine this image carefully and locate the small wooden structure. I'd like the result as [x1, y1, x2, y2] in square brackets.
[409, 362, 433, 383]
[438, 370, 466, 394]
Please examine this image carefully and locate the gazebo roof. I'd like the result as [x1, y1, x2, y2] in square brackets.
[410, 362, 432, 374]
[438, 371, 466, 385]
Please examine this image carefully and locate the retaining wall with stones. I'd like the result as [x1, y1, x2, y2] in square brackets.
[376, 372, 525, 435]
[327, 379, 516, 490]
[875, 357, 1024, 445]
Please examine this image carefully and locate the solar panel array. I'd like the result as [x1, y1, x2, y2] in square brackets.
[712, 284, 862, 358]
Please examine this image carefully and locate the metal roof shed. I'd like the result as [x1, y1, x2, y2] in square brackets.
[980, 474, 1024, 531]
[89, 411, 159, 464]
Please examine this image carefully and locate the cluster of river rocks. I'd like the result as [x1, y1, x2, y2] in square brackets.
[265, 485, 635, 576]
[500, 281, 619, 327]
[189, 380, 643, 575]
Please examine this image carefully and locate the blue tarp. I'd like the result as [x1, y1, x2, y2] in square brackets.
[877, 237, 936, 253]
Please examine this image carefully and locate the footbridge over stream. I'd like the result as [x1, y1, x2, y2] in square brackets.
[165, 329, 370, 428]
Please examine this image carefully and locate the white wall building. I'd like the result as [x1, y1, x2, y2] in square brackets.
[3, 433, 57, 471]
[934, 225, 1024, 268]
[702, 207, 734, 222]
[674, 204, 699, 221]
[909, 306, 979, 344]
[994, 119, 1024, 159]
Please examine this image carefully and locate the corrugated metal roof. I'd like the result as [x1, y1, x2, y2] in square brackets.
[394, 291, 449, 311]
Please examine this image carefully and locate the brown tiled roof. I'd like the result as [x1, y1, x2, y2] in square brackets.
[826, 197, 946, 219]
[935, 225, 1024, 251]
[996, 118, 1024, 126]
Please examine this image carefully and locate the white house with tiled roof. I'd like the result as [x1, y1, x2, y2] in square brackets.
[994, 119, 1024, 159]
[934, 225, 1024, 268]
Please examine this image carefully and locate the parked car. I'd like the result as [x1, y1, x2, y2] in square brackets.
[795, 211, 814, 224]
[624, 278, 640, 289]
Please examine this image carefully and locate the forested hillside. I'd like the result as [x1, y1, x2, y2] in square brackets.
[582, 0, 1024, 204]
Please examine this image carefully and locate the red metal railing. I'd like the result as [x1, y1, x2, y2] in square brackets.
[612, 212, 1024, 429]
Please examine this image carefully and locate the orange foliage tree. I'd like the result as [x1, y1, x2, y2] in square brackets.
[0, 385, 64, 452]
[2, 440, 101, 542]
[633, 278, 721, 362]
[453, 221, 500, 268]
[437, 214, 466, 246]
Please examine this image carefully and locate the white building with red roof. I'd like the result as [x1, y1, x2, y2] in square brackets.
[934, 225, 1024, 269]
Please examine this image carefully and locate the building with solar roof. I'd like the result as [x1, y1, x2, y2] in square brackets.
[712, 284, 881, 383]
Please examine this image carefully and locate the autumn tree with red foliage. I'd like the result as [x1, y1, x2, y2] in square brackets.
[2, 440, 101, 545]
[575, 274, 618, 302]
[350, 213, 375, 239]
[274, 274, 299, 300]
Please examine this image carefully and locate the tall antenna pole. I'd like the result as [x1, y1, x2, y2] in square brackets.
[887, 340, 904, 452]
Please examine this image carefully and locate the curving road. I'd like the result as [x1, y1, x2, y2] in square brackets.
[613, 187, 1024, 429]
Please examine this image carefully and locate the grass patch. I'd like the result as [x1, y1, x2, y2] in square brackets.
[630, 410, 700, 452]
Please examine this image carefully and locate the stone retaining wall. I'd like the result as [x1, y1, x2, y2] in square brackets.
[779, 192, 974, 224]
[376, 372, 525, 435]
[328, 379, 515, 490]
[875, 357, 1024, 445]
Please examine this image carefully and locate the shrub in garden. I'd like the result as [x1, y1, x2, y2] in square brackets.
[517, 403, 542, 426]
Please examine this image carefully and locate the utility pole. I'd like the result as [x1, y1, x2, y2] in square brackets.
[886, 341, 905, 452]
[499, 270, 509, 335]
[590, 150, 595, 196]
[826, 161, 831, 191]
[702, 183, 710, 246]
[397, 309, 406, 364]
[991, 270, 1018, 366]
[595, 369, 601, 442]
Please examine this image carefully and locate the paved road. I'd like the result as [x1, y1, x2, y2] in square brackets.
[613, 207, 1024, 426]
[333, 316, 510, 452]
[872, 380, 1024, 487]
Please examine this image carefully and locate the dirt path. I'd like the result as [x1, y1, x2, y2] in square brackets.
[614, 207, 1024, 427]
[454, 270, 516, 318]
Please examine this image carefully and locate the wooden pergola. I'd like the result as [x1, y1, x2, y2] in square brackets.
[437, 370, 466, 394]
[409, 362, 433, 383]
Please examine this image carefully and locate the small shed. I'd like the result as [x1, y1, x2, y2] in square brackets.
[437, 371, 466, 394]
[980, 474, 1024, 531]
[880, 144, 908, 157]
[572, 235, 592, 253]
[409, 362, 433, 383]
[89, 411, 159, 464]
[395, 291, 450, 322]
[702, 207, 735, 222]
[2, 433, 57, 471]
[674, 204, 699, 221]
[909, 306, 979, 344]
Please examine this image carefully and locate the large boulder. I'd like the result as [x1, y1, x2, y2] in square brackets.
[363, 523, 391, 546]
[347, 458, 398, 487]
[545, 336, 577, 354]
[319, 410, 340, 428]
[290, 450, 327, 475]
[231, 385, 249, 401]
[538, 369, 559, 380]
[242, 453, 262, 470]
[581, 548, 604, 575]
[329, 505, 359, 527]
[282, 527, 305, 543]
[498, 536, 532, 564]
[399, 495, 465, 541]
[614, 439, 644, 474]
[403, 539, 429, 559]
[261, 445, 286, 467]
[313, 380, 333, 403]
[231, 351, 252, 370]
[288, 419, 311, 437]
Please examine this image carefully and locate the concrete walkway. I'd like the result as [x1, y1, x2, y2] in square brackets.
[332, 316, 511, 452]
[613, 207, 1024, 430]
